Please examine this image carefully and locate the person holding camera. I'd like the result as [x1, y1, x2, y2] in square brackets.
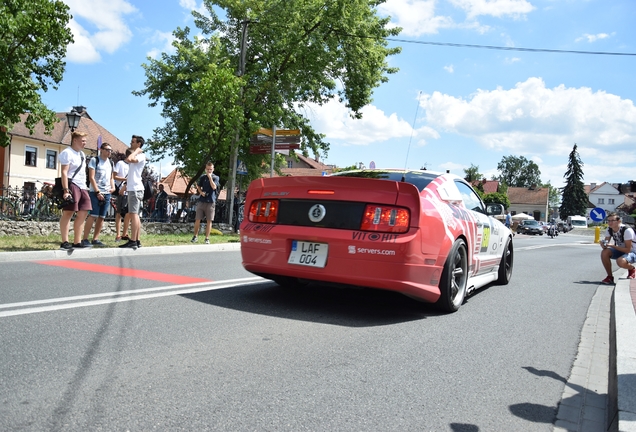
[119, 135, 146, 250]
[114, 148, 132, 242]
[600, 212, 636, 284]
[59, 131, 92, 250]
[191, 162, 220, 244]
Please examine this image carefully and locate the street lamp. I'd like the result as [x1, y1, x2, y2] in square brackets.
[65, 108, 81, 132]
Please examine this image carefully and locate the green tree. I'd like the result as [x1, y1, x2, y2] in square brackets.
[0, 0, 73, 147]
[482, 192, 510, 209]
[464, 164, 482, 182]
[559, 144, 587, 219]
[496, 155, 541, 187]
[543, 181, 561, 208]
[135, 0, 401, 187]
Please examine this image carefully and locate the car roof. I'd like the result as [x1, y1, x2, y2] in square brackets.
[331, 168, 461, 192]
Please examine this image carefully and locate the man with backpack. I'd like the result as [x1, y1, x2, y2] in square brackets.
[119, 135, 146, 250]
[81, 143, 115, 247]
[600, 212, 636, 284]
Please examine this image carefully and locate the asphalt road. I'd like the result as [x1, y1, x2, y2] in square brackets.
[0, 233, 603, 431]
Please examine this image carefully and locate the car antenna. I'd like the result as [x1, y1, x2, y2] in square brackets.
[403, 91, 422, 174]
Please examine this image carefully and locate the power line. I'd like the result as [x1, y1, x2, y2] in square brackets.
[386, 38, 636, 56]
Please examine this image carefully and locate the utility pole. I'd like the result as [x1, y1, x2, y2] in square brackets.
[227, 20, 249, 230]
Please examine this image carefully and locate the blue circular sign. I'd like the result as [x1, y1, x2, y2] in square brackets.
[590, 207, 606, 222]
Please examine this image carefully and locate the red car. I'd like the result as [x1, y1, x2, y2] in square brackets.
[240, 169, 514, 312]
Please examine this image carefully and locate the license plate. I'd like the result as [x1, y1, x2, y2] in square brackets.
[288, 241, 328, 268]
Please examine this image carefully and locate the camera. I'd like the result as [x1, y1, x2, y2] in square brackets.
[56, 195, 76, 209]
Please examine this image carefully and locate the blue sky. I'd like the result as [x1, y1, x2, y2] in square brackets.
[41, 0, 636, 188]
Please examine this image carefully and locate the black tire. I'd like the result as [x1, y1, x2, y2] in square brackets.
[496, 238, 514, 285]
[435, 239, 468, 312]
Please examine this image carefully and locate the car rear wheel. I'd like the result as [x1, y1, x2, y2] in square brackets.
[496, 238, 513, 285]
[436, 239, 468, 312]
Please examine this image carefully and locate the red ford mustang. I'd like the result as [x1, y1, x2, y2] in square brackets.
[240, 169, 514, 312]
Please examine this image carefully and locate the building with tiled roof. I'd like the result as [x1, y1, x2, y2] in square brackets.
[586, 182, 623, 214]
[160, 168, 197, 198]
[279, 153, 333, 177]
[470, 179, 500, 194]
[507, 186, 550, 221]
[2, 106, 128, 190]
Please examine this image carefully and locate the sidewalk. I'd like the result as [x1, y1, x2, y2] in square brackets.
[553, 269, 636, 432]
[0, 242, 241, 263]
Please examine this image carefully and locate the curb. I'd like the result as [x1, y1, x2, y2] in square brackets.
[0, 242, 242, 262]
[612, 274, 636, 431]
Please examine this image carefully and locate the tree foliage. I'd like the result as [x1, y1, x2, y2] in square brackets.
[0, 0, 73, 147]
[496, 155, 541, 188]
[463, 164, 482, 182]
[135, 0, 401, 185]
[543, 181, 561, 208]
[482, 192, 510, 209]
[559, 144, 587, 219]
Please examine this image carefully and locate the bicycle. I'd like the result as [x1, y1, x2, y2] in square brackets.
[29, 182, 59, 221]
[0, 188, 23, 220]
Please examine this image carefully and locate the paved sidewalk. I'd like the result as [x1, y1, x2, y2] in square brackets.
[553, 280, 613, 431]
[553, 268, 636, 432]
[0, 242, 241, 263]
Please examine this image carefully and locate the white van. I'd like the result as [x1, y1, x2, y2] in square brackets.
[567, 215, 588, 229]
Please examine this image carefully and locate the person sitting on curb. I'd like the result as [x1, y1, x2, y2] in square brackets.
[600, 212, 636, 284]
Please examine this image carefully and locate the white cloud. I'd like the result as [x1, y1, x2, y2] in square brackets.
[448, 0, 535, 19]
[147, 31, 177, 59]
[444, 64, 455, 73]
[418, 77, 636, 165]
[575, 32, 614, 43]
[179, 0, 208, 15]
[301, 99, 439, 146]
[378, 0, 455, 36]
[63, 0, 137, 63]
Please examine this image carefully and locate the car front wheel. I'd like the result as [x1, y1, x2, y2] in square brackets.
[436, 239, 468, 312]
[497, 238, 514, 285]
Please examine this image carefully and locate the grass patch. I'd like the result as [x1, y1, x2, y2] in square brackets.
[0, 232, 240, 252]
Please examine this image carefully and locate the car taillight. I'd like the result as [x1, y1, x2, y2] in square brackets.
[360, 205, 410, 233]
[248, 200, 279, 223]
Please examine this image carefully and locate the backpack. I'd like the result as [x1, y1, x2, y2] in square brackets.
[86, 156, 114, 188]
[143, 179, 154, 201]
[608, 225, 628, 244]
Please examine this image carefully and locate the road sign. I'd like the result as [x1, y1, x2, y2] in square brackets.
[590, 207, 606, 222]
[249, 143, 300, 154]
[256, 128, 300, 137]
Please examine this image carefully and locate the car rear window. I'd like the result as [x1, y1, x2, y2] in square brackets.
[332, 170, 439, 192]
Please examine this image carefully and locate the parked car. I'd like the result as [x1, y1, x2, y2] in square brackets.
[557, 221, 571, 233]
[240, 169, 514, 313]
[516, 219, 544, 235]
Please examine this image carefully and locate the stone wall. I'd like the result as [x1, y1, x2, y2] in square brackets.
[0, 220, 235, 237]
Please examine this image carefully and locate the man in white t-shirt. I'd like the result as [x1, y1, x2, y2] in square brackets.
[114, 149, 132, 241]
[600, 212, 636, 284]
[58, 131, 92, 250]
[119, 135, 146, 250]
[81, 143, 115, 247]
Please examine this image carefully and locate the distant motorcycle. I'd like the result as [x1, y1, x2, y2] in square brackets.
[547, 222, 559, 238]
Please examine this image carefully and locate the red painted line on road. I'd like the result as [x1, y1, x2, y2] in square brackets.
[35, 260, 211, 284]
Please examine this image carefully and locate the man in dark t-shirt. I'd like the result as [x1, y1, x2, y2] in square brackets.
[191, 162, 221, 244]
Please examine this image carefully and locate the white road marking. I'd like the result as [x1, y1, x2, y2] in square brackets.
[0, 276, 265, 318]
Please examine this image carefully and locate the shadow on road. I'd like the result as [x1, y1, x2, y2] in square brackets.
[181, 281, 444, 327]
